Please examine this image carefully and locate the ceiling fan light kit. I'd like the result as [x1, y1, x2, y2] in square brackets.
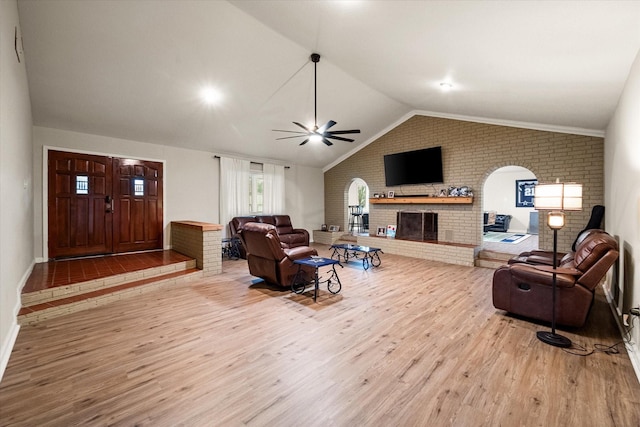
[274, 53, 360, 146]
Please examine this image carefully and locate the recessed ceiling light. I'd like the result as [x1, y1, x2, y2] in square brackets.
[439, 82, 453, 91]
[200, 86, 222, 105]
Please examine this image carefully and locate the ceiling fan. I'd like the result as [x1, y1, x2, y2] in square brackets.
[273, 53, 360, 146]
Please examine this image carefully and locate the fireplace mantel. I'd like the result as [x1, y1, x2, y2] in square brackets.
[369, 196, 472, 205]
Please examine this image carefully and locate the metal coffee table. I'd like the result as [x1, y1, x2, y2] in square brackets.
[330, 243, 383, 270]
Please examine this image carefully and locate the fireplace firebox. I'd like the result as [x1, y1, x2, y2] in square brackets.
[396, 211, 438, 241]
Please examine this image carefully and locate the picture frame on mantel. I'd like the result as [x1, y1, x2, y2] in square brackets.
[516, 179, 537, 207]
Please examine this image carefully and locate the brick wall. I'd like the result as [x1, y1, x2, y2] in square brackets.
[325, 115, 604, 253]
[171, 221, 222, 277]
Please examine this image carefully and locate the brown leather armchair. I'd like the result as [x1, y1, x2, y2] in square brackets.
[240, 222, 317, 288]
[508, 229, 605, 266]
[492, 231, 619, 327]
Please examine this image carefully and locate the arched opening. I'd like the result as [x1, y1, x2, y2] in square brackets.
[482, 165, 539, 254]
[346, 178, 369, 235]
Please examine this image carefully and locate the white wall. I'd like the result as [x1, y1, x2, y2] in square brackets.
[483, 166, 536, 233]
[32, 127, 220, 259]
[605, 48, 640, 378]
[285, 164, 324, 239]
[0, 0, 34, 380]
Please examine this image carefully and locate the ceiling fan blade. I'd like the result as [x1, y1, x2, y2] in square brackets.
[325, 129, 361, 135]
[299, 138, 310, 146]
[276, 135, 308, 140]
[273, 129, 308, 134]
[293, 121, 313, 133]
[317, 120, 337, 133]
[322, 138, 334, 146]
[325, 135, 355, 143]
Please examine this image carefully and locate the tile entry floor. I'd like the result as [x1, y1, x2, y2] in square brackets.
[23, 250, 193, 294]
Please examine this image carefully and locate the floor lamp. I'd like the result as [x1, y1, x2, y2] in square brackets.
[533, 180, 582, 348]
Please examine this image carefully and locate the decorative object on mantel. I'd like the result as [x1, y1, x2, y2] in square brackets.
[448, 186, 473, 197]
[387, 191, 395, 198]
[321, 224, 327, 231]
[377, 226, 386, 236]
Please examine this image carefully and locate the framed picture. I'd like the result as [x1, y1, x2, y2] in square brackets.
[387, 191, 395, 198]
[386, 224, 396, 238]
[516, 179, 537, 207]
[377, 226, 387, 236]
[328, 225, 340, 232]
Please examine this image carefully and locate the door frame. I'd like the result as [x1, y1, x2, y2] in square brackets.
[42, 146, 167, 261]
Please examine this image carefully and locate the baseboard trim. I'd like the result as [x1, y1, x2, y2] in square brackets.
[604, 284, 640, 384]
[0, 260, 34, 382]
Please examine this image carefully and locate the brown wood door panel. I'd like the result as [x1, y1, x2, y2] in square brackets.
[48, 150, 113, 258]
[112, 158, 163, 253]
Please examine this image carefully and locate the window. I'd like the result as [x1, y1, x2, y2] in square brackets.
[76, 176, 89, 194]
[134, 178, 144, 196]
[249, 163, 263, 213]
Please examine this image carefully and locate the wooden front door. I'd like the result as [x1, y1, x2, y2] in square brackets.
[112, 158, 163, 253]
[48, 151, 163, 259]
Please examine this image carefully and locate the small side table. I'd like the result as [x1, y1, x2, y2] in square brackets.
[291, 257, 343, 302]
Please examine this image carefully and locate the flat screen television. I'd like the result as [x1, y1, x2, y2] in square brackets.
[384, 146, 444, 186]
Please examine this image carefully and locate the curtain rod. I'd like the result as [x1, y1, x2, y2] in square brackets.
[213, 155, 290, 169]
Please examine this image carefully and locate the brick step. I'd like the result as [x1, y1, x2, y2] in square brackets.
[22, 259, 196, 307]
[18, 268, 202, 325]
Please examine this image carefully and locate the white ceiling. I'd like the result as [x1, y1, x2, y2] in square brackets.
[17, 1, 640, 169]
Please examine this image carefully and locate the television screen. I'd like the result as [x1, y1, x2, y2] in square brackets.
[384, 146, 443, 186]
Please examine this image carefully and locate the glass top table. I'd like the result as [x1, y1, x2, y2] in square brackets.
[330, 244, 383, 270]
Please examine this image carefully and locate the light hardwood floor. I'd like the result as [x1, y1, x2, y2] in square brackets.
[1, 245, 639, 426]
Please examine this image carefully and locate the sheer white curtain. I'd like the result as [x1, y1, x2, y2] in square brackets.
[220, 157, 250, 236]
[263, 163, 285, 214]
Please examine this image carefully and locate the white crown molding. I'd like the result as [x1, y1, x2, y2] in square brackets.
[322, 110, 605, 172]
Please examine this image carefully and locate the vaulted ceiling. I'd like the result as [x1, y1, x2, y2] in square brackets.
[17, 1, 640, 169]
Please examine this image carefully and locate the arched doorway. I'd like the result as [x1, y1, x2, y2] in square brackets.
[482, 166, 539, 254]
[347, 178, 369, 234]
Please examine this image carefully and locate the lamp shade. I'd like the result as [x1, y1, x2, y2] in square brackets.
[534, 182, 582, 211]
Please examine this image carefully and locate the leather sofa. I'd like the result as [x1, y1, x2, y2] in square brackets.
[484, 214, 512, 233]
[230, 215, 310, 259]
[492, 230, 618, 327]
[240, 222, 317, 288]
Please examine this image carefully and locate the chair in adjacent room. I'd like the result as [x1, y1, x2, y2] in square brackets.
[348, 205, 364, 233]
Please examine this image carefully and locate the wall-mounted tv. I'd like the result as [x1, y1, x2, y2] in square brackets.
[384, 146, 444, 186]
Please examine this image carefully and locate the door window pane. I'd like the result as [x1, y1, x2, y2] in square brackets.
[76, 176, 89, 194]
[134, 179, 144, 196]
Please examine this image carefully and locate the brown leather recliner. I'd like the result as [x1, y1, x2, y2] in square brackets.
[492, 231, 619, 327]
[240, 222, 317, 288]
[508, 229, 606, 266]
